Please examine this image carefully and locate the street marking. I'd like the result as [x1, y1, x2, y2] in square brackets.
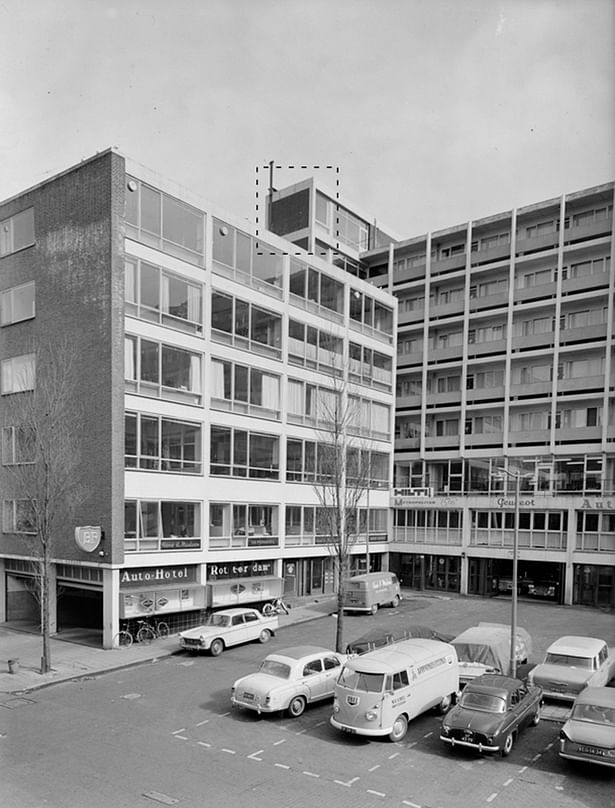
[221, 748, 236, 755]
[532, 754, 541, 762]
[487, 794, 498, 803]
[295, 729, 307, 735]
[335, 777, 359, 787]
[503, 778, 513, 787]
[518, 766, 528, 773]
[143, 791, 179, 805]
[172, 728, 185, 735]
[402, 802, 421, 808]
[369, 765, 380, 772]
[273, 739, 286, 746]
[197, 741, 211, 748]
[367, 790, 386, 798]
[196, 719, 209, 726]
[315, 721, 326, 727]
[219, 712, 231, 717]
[388, 752, 400, 759]
[121, 693, 141, 700]
[303, 771, 320, 778]
[275, 763, 290, 770]
[408, 741, 417, 748]
[545, 742, 554, 750]
[423, 732, 433, 738]
[248, 750, 264, 760]
[173, 735, 188, 741]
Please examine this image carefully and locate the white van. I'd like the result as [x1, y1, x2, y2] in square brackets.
[331, 638, 459, 741]
[342, 572, 401, 614]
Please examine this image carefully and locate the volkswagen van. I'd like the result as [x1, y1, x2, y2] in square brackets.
[331, 638, 459, 741]
[342, 572, 401, 614]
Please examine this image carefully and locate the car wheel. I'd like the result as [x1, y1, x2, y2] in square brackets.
[287, 696, 306, 718]
[210, 638, 224, 657]
[391, 595, 400, 608]
[501, 733, 514, 756]
[531, 709, 540, 726]
[389, 714, 408, 742]
[437, 694, 452, 714]
[370, 604, 379, 615]
[259, 629, 271, 644]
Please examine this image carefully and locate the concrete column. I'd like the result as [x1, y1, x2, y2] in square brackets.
[0, 558, 6, 622]
[102, 567, 120, 649]
[48, 564, 58, 635]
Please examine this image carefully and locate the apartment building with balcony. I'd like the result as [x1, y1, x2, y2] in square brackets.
[0, 150, 397, 648]
[269, 177, 615, 609]
[360, 182, 615, 609]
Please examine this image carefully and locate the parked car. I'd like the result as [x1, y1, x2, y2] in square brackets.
[346, 624, 453, 655]
[231, 645, 346, 717]
[440, 674, 542, 756]
[559, 686, 615, 768]
[478, 623, 532, 665]
[178, 607, 278, 656]
[497, 576, 532, 595]
[527, 579, 559, 600]
[451, 624, 532, 686]
[527, 636, 615, 701]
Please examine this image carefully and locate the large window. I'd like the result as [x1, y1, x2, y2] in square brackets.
[211, 358, 280, 419]
[125, 177, 204, 264]
[212, 218, 283, 292]
[2, 499, 36, 534]
[288, 319, 342, 371]
[211, 292, 281, 358]
[125, 258, 202, 333]
[209, 503, 279, 548]
[1, 353, 35, 394]
[287, 379, 339, 428]
[124, 500, 201, 552]
[0, 281, 35, 326]
[289, 259, 344, 316]
[0, 208, 35, 257]
[1, 426, 34, 465]
[124, 336, 201, 403]
[210, 426, 279, 479]
[125, 413, 201, 473]
[349, 342, 393, 390]
[347, 395, 391, 440]
[349, 290, 394, 339]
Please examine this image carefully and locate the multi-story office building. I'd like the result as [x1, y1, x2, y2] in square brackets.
[270, 179, 615, 610]
[0, 150, 397, 648]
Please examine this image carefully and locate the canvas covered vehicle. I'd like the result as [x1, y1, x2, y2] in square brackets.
[451, 625, 531, 686]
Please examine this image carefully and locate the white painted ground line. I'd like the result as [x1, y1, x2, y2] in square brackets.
[196, 719, 209, 726]
[369, 764, 380, 772]
[172, 728, 185, 734]
[221, 748, 236, 754]
[248, 750, 264, 759]
[402, 801, 421, 808]
[303, 771, 320, 778]
[273, 739, 286, 745]
[486, 794, 498, 803]
[503, 778, 513, 787]
[173, 735, 188, 740]
[367, 790, 386, 798]
[198, 741, 211, 748]
[274, 763, 290, 770]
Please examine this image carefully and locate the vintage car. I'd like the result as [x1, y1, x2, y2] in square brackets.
[527, 636, 615, 701]
[451, 625, 532, 686]
[440, 674, 542, 756]
[231, 645, 346, 717]
[346, 625, 453, 655]
[559, 686, 615, 768]
[178, 607, 278, 656]
[527, 579, 559, 600]
[478, 623, 532, 665]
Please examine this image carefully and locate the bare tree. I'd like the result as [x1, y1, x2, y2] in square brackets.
[312, 375, 375, 653]
[2, 339, 86, 673]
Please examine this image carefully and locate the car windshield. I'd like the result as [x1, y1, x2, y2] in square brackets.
[544, 653, 593, 669]
[572, 704, 615, 726]
[205, 614, 231, 627]
[259, 660, 291, 679]
[338, 668, 385, 693]
[460, 692, 507, 713]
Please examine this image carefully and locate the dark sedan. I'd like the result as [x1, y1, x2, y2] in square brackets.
[440, 674, 542, 756]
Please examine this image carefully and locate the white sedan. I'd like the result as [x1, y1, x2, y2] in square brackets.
[231, 645, 346, 717]
[178, 608, 278, 656]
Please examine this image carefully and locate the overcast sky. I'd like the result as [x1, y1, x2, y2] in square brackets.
[1, 0, 613, 237]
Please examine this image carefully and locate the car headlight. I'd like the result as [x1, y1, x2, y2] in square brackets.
[559, 729, 570, 741]
[441, 725, 450, 736]
[365, 711, 378, 721]
[333, 702, 340, 714]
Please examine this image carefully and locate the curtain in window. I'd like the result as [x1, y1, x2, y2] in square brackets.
[187, 284, 200, 322]
[261, 373, 279, 410]
[211, 359, 225, 399]
[372, 402, 390, 434]
[287, 380, 304, 416]
[161, 275, 170, 314]
[125, 261, 136, 303]
[124, 338, 136, 380]
[189, 355, 201, 393]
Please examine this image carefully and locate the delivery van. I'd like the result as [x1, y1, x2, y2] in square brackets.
[331, 638, 459, 741]
[342, 572, 401, 614]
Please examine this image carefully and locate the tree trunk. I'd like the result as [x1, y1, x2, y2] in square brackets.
[40, 556, 51, 674]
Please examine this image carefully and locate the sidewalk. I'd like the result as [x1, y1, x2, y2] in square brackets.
[0, 595, 338, 697]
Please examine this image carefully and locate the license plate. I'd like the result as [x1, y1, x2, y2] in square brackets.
[242, 692, 255, 701]
[577, 745, 614, 757]
[341, 726, 357, 733]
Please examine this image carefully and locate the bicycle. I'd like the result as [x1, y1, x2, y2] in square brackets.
[113, 618, 170, 648]
[262, 598, 290, 616]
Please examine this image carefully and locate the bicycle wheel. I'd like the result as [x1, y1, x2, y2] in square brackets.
[136, 625, 156, 644]
[262, 602, 274, 616]
[114, 630, 133, 648]
[156, 621, 170, 638]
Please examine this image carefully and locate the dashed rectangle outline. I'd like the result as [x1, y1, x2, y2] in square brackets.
[255, 163, 344, 257]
